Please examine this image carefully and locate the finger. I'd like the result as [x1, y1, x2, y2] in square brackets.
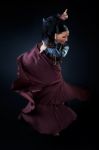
[63, 9, 68, 16]
[65, 9, 68, 13]
[64, 9, 68, 14]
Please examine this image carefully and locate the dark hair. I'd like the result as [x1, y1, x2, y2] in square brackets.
[42, 15, 69, 45]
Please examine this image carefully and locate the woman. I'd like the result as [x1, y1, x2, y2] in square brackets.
[11, 9, 90, 135]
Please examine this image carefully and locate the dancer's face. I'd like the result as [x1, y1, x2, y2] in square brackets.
[55, 31, 69, 45]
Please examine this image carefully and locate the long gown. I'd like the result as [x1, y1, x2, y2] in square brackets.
[11, 43, 90, 134]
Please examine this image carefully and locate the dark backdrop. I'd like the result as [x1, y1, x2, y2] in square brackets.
[0, 0, 97, 150]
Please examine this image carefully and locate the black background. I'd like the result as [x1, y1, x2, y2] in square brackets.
[0, 0, 97, 150]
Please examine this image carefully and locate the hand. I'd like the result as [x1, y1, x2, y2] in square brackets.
[59, 9, 68, 20]
[40, 41, 47, 53]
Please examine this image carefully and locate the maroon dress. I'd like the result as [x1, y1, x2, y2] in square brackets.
[11, 43, 90, 134]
